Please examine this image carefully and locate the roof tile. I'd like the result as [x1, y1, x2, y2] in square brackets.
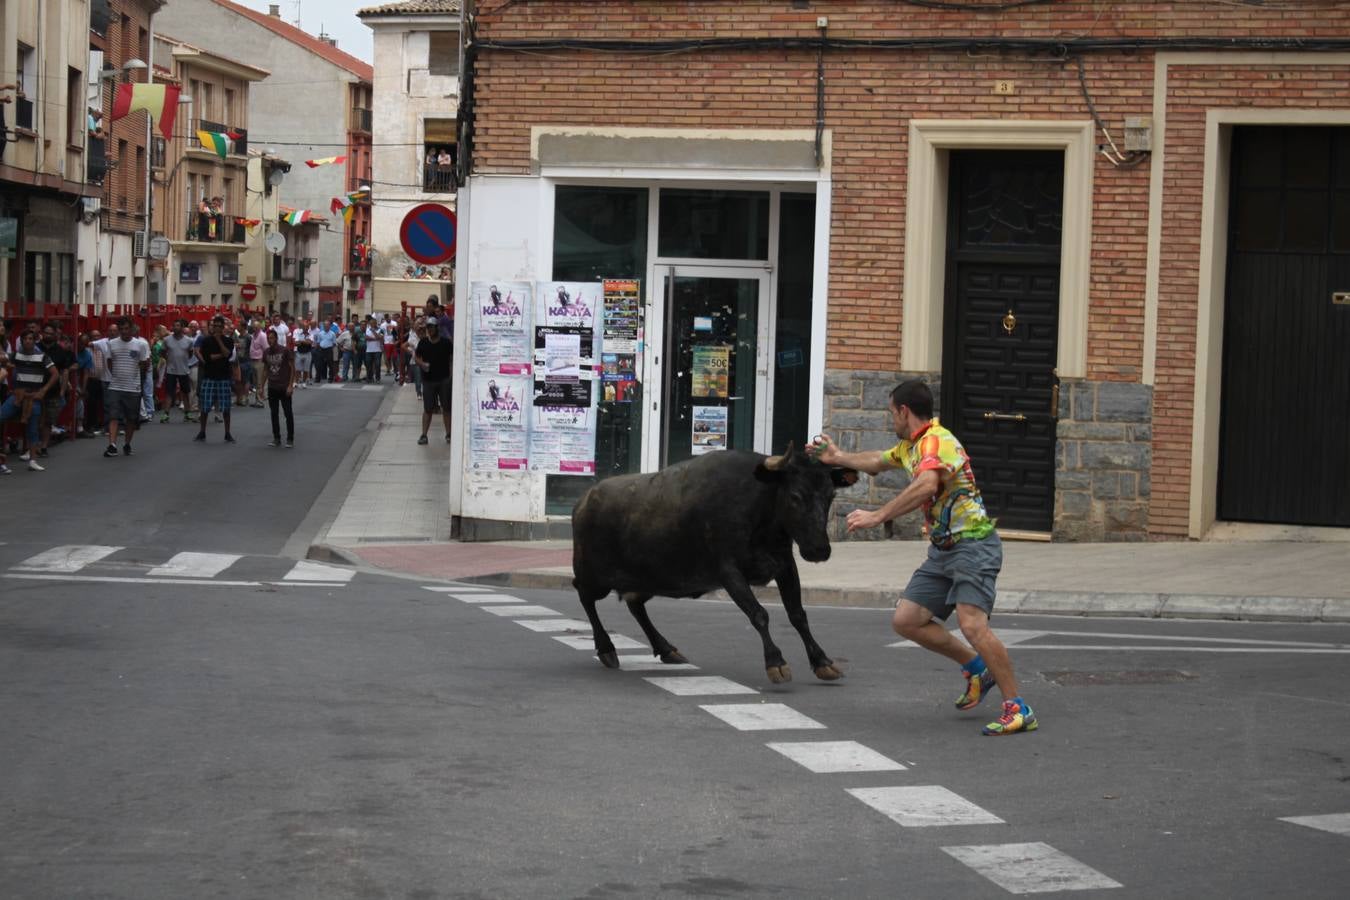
[357, 1, 460, 16]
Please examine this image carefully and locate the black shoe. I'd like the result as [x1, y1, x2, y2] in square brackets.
[417, 434, 429, 445]
[122, 443, 132, 456]
[193, 432, 206, 442]
[223, 433, 236, 444]
[103, 444, 119, 458]
[445, 434, 452, 443]
[36, 447, 48, 458]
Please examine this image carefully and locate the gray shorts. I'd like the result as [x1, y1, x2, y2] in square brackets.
[107, 389, 143, 424]
[901, 531, 1003, 620]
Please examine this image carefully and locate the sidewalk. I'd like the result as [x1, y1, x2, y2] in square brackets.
[311, 389, 1350, 624]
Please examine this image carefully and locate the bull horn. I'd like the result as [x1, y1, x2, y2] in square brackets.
[763, 441, 795, 471]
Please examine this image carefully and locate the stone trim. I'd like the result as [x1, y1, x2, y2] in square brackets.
[1054, 379, 1153, 542]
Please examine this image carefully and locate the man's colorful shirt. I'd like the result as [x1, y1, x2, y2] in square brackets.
[883, 418, 995, 545]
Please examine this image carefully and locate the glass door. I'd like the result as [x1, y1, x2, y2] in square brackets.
[657, 266, 771, 467]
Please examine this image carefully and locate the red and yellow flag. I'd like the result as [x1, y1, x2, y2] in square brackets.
[110, 83, 182, 139]
[305, 155, 347, 168]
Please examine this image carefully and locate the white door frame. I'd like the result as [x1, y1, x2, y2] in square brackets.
[644, 263, 774, 472]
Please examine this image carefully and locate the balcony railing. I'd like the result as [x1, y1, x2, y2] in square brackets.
[195, 119, 248, 156]
[187, 212, 246, 244]
[88, 136, 108, 183]
[423, 164, 456, 194]
[348, 246, 371, 273]
[351, 107, 372, 133]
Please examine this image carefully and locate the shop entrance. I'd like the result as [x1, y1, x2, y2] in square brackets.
[656, 266, 771, 468]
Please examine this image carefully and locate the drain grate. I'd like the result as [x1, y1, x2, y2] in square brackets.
[1044, 670, 1199, 686]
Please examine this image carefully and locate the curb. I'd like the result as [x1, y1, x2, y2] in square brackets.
[459, 570, 1349, 624]
[306, 543, 366, 567]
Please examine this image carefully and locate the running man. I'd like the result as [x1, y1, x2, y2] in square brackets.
[808, 380, 1037, 736]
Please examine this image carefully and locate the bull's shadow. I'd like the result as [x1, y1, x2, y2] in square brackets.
[571, 444, 857, 684]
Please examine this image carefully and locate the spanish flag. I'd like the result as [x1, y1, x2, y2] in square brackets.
[110, 83, 182, 139]
[305, 155, 347, 168]
[196, 130, 231, 160]
[234, 217, 262, 233]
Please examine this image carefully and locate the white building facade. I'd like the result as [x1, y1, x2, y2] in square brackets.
[358, 0, 460, 314]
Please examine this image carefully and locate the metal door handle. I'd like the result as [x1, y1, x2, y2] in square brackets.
[983, 411, 1027, 422]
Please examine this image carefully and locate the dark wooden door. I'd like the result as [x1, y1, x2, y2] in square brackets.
[942, 150, 1064, 533]
[1219, 127, 1350, 527]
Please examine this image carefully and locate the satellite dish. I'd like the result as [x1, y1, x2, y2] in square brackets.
[267, 168, 285, 187]
[265, 232, 286, 255]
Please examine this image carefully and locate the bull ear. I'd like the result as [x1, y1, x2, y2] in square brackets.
[761, 441, 795, 472]
[831, 467, 860, 487]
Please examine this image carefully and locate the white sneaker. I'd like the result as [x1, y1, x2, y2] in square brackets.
[19, 451, 31, 461]
[27, 458, 45, 472]
[0, 464, 11, 475]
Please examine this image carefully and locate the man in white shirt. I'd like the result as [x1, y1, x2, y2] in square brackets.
[364, 318, 384, 382]
[270, 312, 290, 351]
[103, 316, 150, 457]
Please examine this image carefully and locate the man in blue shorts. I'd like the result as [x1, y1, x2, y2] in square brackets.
[809, 380, 1036, 736]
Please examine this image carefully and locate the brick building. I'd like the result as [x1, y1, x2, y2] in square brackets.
[451, 0, 1350, 541]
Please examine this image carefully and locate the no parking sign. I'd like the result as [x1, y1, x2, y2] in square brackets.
[399, 203, 457, 266]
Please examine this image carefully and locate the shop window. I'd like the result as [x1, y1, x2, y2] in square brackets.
[771, 193, 816, 454]
[658, 188, 769, 260]
[545, 185, 650, 515]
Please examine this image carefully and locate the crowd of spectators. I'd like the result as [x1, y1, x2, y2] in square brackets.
[0, 296, 456, 469]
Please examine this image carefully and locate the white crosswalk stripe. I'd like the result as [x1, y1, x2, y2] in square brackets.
[14, 545, 120, 573]
[481, 604, 561, 617]
[605, 655, 699, 671]
[1278, 813, 1350, 837]
[147, 552, 242, 579]
[766, 741, 907, 774]
[698, 703, 827, 731]
[514, 618, 592, 633]
[454, 593, 527, 604]
[847, 786, 1005, 827]
[553, 633, 647, 651]
[644, 676, 757, 696]
[941, 843, 1123, 893]
[282, 560, 355, 583]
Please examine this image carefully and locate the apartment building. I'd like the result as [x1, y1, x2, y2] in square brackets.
[151, 33, 267, 306]
[154, 0, 374, 320]
[358, 0, 459, 313]
[452, 0, 1350, 543]
[0, 0, 100, 307]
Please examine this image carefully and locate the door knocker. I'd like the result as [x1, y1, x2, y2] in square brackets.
[1001, 309, 1017, 335]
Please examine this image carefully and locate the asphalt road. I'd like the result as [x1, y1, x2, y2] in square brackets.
[2, 393, 1349, 897]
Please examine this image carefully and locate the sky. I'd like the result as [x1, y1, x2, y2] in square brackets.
[232, 0, 374, 63]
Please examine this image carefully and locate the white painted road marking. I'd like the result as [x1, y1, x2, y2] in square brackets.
[847, 786, 1005, 827]
[147, 552, 242, 579]
[606, 655, 699, 671]
[454, 593, 527, 603]
[699, 703, 827, 731]
[283, 560, 355, 583]
[1279, 813, 1350, 837]
[481, 605, 561, 618]
[554, 633, 647, 651]
[14, 545, 120, 573]
[766, 741, 907, 774]
[515, 618, 592, 633]
[890, 629, 1350, 650]
[962, 646, 1350, 654]
[644, 676, 757, 696]
[941, 843, 1122, 893]
[2, 574, 345, 588]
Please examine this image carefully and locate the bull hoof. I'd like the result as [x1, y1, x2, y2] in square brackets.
[813, 664, 844, 681]
[597, 650, 620, 669]
[660, 649, 688, 664]
[766, 664, 793, 684]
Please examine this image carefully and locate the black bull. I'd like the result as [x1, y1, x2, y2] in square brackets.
[571, 446, 858, 683]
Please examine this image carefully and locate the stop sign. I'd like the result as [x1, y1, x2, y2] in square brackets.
[240, 284, 258, 302]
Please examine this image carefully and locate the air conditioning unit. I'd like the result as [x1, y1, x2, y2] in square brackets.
[132, 231, 148, 258]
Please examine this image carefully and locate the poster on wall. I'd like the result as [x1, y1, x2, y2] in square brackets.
[539, 281, 598, 329]
[469, 428, 528, 472]
[472, 280, 529, 333]
[691, 344, 730, 399]
[471, 375, 527, 428]
[530, 404, 597, 475]
[691, 404, 728, 455]
[533, 325, 594, 407]
[601, 280, 641, 405]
